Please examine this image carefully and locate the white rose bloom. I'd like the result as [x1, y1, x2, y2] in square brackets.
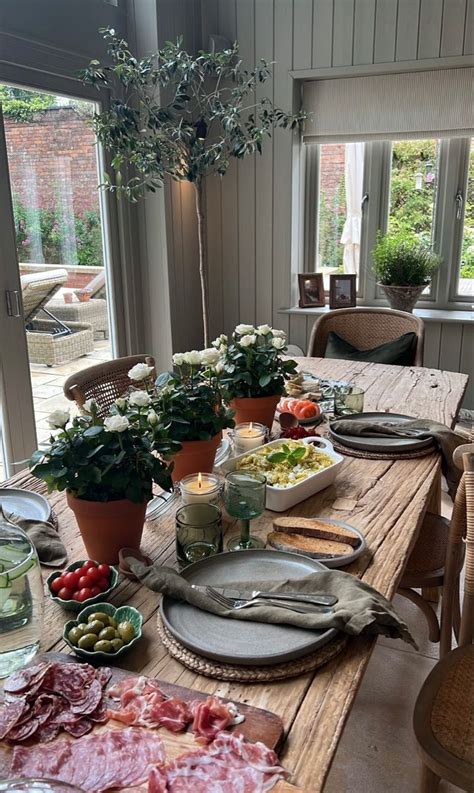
[257, 324, 272, 335]
[128, 362, 153, 381]
[272, 328, 286, 339]
[214, 360, 225, 374]
[129, 390, 151, 408]
[235, 324, 255, 336]
[183, 350, 202, 366]
[172, 352, 185, 366]
[82, 399, 96, 414]
[272, 337, 286, 350]
[200, 347, 221, 365]
[240, 334, 257, 347]
[104, 415, 130, 433]
[212, 334, 228, 349]
[47, 409, 70, 429]
[147, 409, 158, 426]
[115, 397, 127, 410]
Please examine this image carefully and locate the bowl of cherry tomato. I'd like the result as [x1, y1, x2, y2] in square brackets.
[46, 559, 118, 612]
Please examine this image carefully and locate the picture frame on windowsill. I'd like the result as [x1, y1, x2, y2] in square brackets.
[329, 274, 357, 309]
[298, 273, 325, 308]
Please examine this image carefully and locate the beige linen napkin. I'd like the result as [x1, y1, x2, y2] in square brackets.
[127, 558, 416, 647]
[1, 508, 68, 567]
[331, 417, 464, 498]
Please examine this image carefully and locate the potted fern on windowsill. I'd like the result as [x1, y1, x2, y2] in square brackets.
[372, 232, 441, 313]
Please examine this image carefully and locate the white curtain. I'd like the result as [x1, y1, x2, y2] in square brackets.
[340, 142, 364, 275]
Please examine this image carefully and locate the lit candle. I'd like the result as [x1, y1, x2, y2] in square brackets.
[179, 472, 221, 505]
[233, 422, 266, 454]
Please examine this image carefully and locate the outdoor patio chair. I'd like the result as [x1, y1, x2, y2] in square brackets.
[307, 307, 425, 366]
[413, 446, 474, 792]
[46, 270, 108, 340]
[21, 269, 94, 366]
[63, 354, 156, 417]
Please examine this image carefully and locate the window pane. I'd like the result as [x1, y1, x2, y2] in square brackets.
[316, 143, 364, 288]
[457, 139, 474, 297]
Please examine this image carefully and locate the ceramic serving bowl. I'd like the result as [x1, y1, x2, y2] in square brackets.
[46, 560, 119, 612]
[63, 602, 143, 661]
[219, 436, 344, 512]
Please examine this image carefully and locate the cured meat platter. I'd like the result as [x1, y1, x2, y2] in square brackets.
[0, 653, 302, 792]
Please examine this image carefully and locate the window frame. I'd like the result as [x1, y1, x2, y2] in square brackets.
[303, 136, 473, 310]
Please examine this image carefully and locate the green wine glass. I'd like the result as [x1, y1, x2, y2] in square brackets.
[224, 471, 266, 551]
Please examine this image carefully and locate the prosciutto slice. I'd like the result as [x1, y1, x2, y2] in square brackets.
[11, 726, 165, 792]
[148, 731, 288, 793]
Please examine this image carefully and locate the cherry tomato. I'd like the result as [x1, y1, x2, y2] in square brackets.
[72, 591, 83, 602]
[63, 571, 80, 590]
[50, 576, 64, 594]
[58, 587, 74, 600]
[78, 587, 93, 602]
[78, 575, 91, 589]
[85, 566, 101, 584]
[96, 564, 111, 578]
[96, 577, 110, 591]
[82, 560, 97, 570]
[89, 586, 101, 598]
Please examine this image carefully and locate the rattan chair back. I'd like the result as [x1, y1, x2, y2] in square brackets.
[307, 307, 425, 365]
[63, 355, 156, 417]
[20, 269, 68, 324]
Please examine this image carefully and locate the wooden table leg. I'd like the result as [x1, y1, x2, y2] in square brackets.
[423, 468, 442, 604]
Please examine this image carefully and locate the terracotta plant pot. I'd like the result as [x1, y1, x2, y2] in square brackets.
[378, 283, 426, 313]
[171, 432, 222, 483]
[66, 492, 147, 564]
[230, 394, 280, 429]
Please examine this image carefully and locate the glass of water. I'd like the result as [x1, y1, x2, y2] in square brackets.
[0, 522, 44, 678]
[176, 503, 223, 566]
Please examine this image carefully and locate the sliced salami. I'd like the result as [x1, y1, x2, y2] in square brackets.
[0, 698, 29, 740]
[3, 661, 52, 695]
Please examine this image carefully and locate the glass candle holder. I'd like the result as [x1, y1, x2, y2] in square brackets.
[178, 472, 221, 505]
[176, 503, 223, 565]
[232, 422, 267, 455]
[334, 385, 365, 416]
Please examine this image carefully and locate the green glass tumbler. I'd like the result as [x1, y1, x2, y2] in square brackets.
[224, 470, 266, 551]
[334, 385, 365, 416]
[176, 503, 223, 565]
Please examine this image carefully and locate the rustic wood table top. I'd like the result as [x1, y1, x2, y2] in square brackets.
[2, 358, 468, 792]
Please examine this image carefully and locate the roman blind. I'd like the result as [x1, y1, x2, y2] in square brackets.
[302, 67, 474, 143]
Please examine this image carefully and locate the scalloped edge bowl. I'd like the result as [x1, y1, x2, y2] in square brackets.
[47, 561, 119, 612]
[63, 602, 143, 660]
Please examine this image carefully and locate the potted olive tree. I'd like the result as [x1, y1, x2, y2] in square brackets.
[372, 232, 441, 313]
[81, 29, 305, 346]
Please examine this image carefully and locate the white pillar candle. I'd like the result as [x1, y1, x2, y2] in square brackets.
[233, 422, 266, 454]
[179, 472, 221, 505]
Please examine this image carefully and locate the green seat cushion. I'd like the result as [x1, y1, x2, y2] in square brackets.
[324, 330, 417, 365]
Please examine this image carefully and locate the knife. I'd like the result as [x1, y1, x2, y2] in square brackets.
[191, 585, 337, 607]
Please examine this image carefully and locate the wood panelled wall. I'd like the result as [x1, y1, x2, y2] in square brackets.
[159, 0, 473, 406]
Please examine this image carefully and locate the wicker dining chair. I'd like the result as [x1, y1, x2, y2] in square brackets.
[63, 354, 156, 417]
[413, 448, 474, 792]
[307, 307, 425, 366]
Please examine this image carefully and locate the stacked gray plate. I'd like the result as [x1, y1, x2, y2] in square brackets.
[329, 412, 435, 453]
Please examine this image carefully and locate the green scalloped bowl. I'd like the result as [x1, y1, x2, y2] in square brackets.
[63, 602, 143, 661]
[47, 561, 119, 612]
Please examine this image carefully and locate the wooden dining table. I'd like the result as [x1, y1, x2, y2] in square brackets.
[2, 357, 468, 792]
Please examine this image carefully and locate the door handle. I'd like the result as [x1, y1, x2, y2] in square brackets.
[361, 193, 369, 210]
[5, 290, 22, 317]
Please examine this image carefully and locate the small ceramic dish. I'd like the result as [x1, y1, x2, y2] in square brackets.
[46, 560, 119, 612]
[118, 547, 153, 581]
[63, 602, 143, 661]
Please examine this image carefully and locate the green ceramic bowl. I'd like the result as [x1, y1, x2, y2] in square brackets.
[47, 560, 119, 612]
[63, 602, 143, 661]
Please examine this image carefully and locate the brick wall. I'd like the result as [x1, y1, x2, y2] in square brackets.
[320, 144, 345, 202]
[4, 107, 100, 217]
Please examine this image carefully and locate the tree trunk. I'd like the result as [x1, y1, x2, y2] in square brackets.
[194, 177, 210, 347]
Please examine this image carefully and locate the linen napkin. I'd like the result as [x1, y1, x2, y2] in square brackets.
[330, 417, 464, 498]
[127, 558, 416, 647]
[0, 507, 68, 567]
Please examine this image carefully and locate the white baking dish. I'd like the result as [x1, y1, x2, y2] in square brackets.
[218, 436, 344, 512]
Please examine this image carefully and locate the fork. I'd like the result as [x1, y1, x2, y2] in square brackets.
[206, 586, 334, 614]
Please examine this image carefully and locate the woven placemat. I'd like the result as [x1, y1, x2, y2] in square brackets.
[157, 616, 347, 682]
[331, 441, 436, 461]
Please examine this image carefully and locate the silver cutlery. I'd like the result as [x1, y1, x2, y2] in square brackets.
[206, 586, 334, 614]
[193, 584, 337, 608]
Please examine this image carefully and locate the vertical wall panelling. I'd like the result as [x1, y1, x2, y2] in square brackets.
[289, 314, 308, 353]
[439, 323, 463, 372]
[293, 0, 313, 69]
[373, 0, 398, 63]
[180, 181, 203, 349]
[201, 0, 218, 49]
[353, 0, 376, 65]
[464, 0, 474, 53]
[395, 0, 420, 61]
[460, 324, 474, 408]
[272, 0, 295, 335]
[333, 0, 354, 66]
[312, 0, 334, 67]
[206, 175, 224, 340]
[440, 0, 468, 56]
[417, 0, 443, 58]
[422, 322, 442, 369]
[255, 0, 275, 327]
[236, 0, 257, 325]
[221, 160, 240, 335]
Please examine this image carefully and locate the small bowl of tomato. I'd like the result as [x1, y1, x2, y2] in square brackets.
[46, 559, 119, 612]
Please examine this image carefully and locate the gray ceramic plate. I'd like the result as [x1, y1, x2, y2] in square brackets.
[329, 412, 435, 452]
[160, 550, 338, 665]
[0, 488, 51, 522]
[289, 517, 367, 569]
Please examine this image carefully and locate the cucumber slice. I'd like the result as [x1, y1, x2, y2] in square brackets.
[0, 573, 9, 588]
[8, 558, 36, 582]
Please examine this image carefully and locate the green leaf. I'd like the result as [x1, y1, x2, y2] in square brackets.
[267, 452, 287, 464]
[83, 425, 103, 438]
[259, 373, 271, 388]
